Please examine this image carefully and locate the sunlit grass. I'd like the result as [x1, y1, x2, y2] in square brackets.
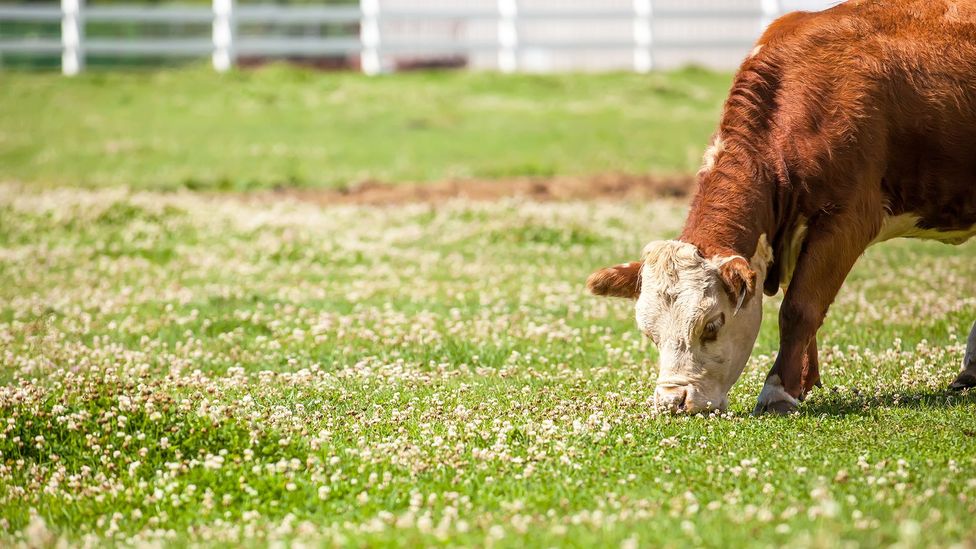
[0, 185, 974, 546]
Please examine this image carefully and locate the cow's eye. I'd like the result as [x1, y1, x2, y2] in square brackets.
[702, 313, 725, 343]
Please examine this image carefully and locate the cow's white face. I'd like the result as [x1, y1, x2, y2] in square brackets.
[587, 239, 771, 414]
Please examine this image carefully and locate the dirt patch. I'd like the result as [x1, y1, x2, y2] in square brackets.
[261, 173, 695, 206]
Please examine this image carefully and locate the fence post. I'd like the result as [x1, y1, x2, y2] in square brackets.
[633, 0, 652, 73]
[61, 0, 83, 76]
[212, 0, 236, 72]
[497, 0, 517, 73]
[360, 0, 381, 75]
[760, 0, 780, 30]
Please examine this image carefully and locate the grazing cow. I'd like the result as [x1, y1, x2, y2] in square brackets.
[587, 0, 976, 414]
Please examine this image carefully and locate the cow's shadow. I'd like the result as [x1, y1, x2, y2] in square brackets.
[798, 386, 976, 417]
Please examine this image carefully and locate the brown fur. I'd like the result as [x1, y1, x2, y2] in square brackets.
[717, 257, 757, 311]
[593, 0, 976, 402]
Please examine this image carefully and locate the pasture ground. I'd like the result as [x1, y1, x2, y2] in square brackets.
[1, 184, 974, 547]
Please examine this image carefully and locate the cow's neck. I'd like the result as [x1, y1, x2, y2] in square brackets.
[678, 155, 778, 264]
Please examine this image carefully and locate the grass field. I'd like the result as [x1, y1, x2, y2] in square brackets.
[1, 183, 974, 547]
[2, 66, 975, 547]
[0, 66, 729, 190]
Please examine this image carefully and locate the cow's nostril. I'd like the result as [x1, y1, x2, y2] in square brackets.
[655, 385, 690, 414]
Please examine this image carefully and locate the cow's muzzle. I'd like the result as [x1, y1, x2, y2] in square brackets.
[654, 383, 725, 415]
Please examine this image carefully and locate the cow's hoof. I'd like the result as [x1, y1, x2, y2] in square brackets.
[752, 399, 799, 416]
[949, 371, 976, 391]
[754, 375, 801, 415]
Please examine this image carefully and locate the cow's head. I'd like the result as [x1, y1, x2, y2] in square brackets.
[587, 239, 771, 414]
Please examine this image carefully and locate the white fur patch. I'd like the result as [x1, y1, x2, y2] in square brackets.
[753, 233, 774, 268]
[778, 218, 807, 288]
[638, 239, 769, 409]
[871, 214, 976, 246]
[748, 45, 763, 59]
[635, 240, 710, 342]
[699, 136, 724, 174]
[756, 374, 799, 408]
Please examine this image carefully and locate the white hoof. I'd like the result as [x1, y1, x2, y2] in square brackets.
[753, 374, 799, 415]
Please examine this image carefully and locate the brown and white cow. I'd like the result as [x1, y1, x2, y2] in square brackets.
[587, 0, 976, 414]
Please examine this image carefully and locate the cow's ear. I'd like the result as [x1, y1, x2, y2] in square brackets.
[586, 261, 642, 299]
[718, 256, 756, 314]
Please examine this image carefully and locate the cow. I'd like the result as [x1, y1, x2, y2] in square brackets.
[586, 0, 976, 415]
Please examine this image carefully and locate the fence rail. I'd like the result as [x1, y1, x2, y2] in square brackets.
[0, 0, 783, 75]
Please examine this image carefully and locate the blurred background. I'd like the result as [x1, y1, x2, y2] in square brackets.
[1, 0, 837, 73]
[0, 0, 839, 193]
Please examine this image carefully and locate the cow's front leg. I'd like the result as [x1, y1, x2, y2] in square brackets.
[754, 338, 819, 414]
[754, 209, 879, 415]
[949, 320, 976, 390]
[799, 336, 821, 399]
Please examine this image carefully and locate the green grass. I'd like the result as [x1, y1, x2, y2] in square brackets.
[0, 185, 974, 547]
[0, 65, 730, 190]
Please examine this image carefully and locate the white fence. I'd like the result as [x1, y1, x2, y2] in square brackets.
[0, 0, 790, 75]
